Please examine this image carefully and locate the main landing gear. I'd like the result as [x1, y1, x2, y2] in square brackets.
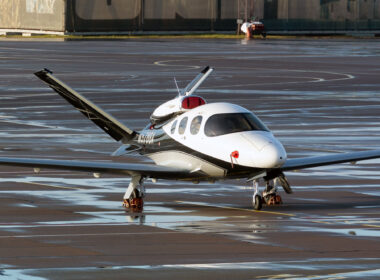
[252, 179, 286, 210]
[123, 175, 145, 211]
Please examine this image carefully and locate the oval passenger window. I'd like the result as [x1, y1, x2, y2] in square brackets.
[178, 117, 188, 135]
[170, 120, 177, 134]
[190, 116, 202, 135]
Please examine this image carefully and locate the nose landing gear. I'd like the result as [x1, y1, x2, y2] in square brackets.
[252, 180, 283, 210]
[252, 180, 263, 210]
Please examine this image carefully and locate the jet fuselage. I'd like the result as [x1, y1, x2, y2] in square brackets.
[133, 102, 287, 180]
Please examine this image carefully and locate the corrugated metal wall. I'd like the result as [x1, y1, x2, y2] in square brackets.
[251, 0, 380, 31]
[0, 0, 65, 31]
[65, 0, 238, 32]
[66, 0, 380, 33]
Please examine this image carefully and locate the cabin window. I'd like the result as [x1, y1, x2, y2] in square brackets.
[178, 117, 188, 135]
[190, 116, 203, 135]
[204, 113, 269, 137]
[170, 120, 177, 134]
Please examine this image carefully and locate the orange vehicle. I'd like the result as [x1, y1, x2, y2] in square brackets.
[249, 21, 266, 37]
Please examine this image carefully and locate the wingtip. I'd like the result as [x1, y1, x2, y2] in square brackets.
[34, 68, 53, 77]
[44, 68, 53, 74]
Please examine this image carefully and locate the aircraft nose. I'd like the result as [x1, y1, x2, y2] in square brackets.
[257, 142, 287, 168]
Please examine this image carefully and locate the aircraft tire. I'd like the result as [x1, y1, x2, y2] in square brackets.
[253, 195, 262, 210]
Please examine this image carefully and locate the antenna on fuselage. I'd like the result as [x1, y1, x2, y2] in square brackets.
[174, 77, 181, 96]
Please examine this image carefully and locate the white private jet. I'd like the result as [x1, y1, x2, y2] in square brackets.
[0, 67, 379, 210]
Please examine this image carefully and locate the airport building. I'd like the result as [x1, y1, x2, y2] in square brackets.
[0, 0, 379, 35]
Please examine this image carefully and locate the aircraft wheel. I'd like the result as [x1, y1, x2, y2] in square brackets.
[123, 198, 143, 211]
[131, 197, 144, 210]
[275, 194, 282, 204]
[253, 195, 263, 210]
[123, 199, 130, 208]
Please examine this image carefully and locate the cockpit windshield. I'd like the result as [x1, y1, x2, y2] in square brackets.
[204, 113, 269, 137]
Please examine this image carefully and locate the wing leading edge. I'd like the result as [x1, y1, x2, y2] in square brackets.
[0, 157, 198, 180]
[0, 150, 378, 181]
[279, 149, 380, 172]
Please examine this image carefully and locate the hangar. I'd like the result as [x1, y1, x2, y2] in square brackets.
[0, 0, 379, 35]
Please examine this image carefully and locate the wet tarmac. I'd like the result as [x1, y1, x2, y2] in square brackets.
[0, 37, 379, 279]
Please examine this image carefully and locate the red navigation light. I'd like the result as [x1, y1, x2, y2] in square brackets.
[230, 150, 239, 168]
[230, 150, 239, 159]
[181, 96, 206, 110]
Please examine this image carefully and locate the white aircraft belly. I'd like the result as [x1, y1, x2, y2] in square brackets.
[147, 150, 226, 177]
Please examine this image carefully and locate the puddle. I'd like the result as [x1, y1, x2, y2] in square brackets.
[0, 269, 46, 280]
[288, 269, 380, 280]
[159, 259, 380, 271]
[0, 177, 142, 226]
[0, 176, 228, 231]
[3, 258, 380, 280]
[15, 203, 37, 208]
[356, 205, 380, 209]
[148, 185, 239, 194]
[289, 226, 380, 237]
[359, 191, 380, 197]
[292, 198, 327, 202]
[293, 184, 380, 190]
[123, 257, 380, 272]
[0, 176, 223, 230]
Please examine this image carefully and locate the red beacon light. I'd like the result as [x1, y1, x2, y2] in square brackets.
[181, 96, 206, 110]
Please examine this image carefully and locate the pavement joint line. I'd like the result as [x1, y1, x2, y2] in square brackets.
[175, 201, 295, 217]
[311, 221, 332, 225]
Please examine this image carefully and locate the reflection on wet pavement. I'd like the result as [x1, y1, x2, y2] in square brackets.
[2, 259, 380, 280]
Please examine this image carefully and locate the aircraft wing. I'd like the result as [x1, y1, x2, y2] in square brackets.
[279, 150, 380, 172]
[0, 157, 197, 180]
[34, 69, 136, 142]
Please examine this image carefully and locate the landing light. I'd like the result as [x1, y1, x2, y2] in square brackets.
[230, 150, 239, 159]
[230, 150, 239, 168]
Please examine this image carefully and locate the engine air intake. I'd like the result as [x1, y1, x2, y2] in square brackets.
[181, 96, 206, 110]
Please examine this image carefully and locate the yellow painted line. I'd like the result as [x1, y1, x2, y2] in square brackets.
[175, 201, 295, 217]
[362, 224, 380, 228]
[327, 213, 380, 216]
[25, 181, 81, 190]
[256, 274, 302, 279]
[154, 60, 201, 69]
[312, 220, 332, 225]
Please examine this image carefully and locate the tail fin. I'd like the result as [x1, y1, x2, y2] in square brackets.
[181, 66, 214, 96]
[34, 69, 136, 142]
